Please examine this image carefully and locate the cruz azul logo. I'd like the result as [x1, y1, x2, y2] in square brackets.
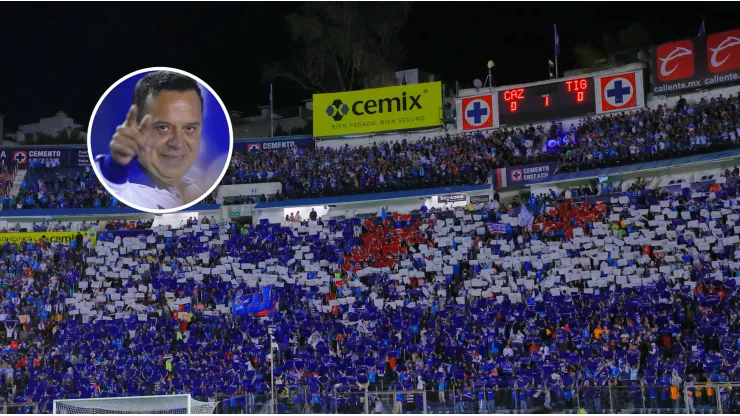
[656, 40, 695, 81]
[461, 94, 494, 132]
[600, 72, 637, 112]
[325, 92, 423, 122]
[707, 29, 740, 73]
[12, 150, 28, 164]
[509, 168, 523, 182]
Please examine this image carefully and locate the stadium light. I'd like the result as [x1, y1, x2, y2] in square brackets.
[484, 60, 495, 89]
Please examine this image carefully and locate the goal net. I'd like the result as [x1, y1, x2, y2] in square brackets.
[53, 394, 218, 414]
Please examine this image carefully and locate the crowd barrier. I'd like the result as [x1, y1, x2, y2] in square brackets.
[0, 204, 222, 218]
[2, 403, 39, 414]
[1, 162, 18, 198]
[203, 383, 740, 414]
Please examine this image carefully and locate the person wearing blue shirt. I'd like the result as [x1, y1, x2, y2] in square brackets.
[95, 71, 207, 210]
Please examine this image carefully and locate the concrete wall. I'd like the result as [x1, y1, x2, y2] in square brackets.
[646, 85, 740, 109]
[0, 207, 224, 232]
[233, 117, 309, 139]
[251, 187, 495, 225]
[0, 205, 221, 220]
[217, 183, 282, 201]
[529, 153, 740, 197]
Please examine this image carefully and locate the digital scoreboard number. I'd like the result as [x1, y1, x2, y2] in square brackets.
[497, 78, 597, 126]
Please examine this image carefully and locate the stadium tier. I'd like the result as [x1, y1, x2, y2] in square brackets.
[1, 170, 740, 413]
[1, 94, 739, 211]
[11, 167, 114, 210]
[227, 95, 740, 202]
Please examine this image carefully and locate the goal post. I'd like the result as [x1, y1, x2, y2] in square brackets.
[53, 394, 218, 414]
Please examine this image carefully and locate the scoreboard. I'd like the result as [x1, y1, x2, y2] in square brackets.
[498, 78, 596, 126]
[456, 68, 645, 132]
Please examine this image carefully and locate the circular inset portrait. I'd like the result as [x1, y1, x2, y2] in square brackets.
[88, 67, 232, 213]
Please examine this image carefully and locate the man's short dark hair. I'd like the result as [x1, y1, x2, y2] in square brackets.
[132, 71, 204, 122]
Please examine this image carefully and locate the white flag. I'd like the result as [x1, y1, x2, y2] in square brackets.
[307, 331, 322, 348]
[519, 204, 534, 227]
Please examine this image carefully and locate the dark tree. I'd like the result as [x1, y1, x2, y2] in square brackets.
[572, 22, 651, 68]
[264, 2, 411, 93]
[572, 43, 606, 69]
[616, 22, 652, 61]
[273, 124, 287, 137]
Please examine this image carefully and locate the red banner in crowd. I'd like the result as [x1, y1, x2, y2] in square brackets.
[536, 200, 607, 239]
[343, 214, 427, 274]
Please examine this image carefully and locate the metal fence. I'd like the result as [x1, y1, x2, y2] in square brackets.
[1, 403, 39, 414]
[686, 383, 740, 414]
[221, 383, 740, 414]
[15, 383, 740, 413]
[218, 388, 426, 414]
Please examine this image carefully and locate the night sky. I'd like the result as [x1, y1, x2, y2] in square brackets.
[0, 2, 736, 133]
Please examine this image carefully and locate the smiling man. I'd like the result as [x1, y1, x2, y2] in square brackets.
[95, 71, 204, 210]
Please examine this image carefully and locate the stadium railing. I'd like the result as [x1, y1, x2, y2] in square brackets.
[17, 383, 740, 413]
[0, 204, 222, 218]
[216, 388, 427, 414]
[223, 384, 739, 414]
[687, 383, 739, 414]
[1, 163, 18, 199]
[2, 403, 39, 414]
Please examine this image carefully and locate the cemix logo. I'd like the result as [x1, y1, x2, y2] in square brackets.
[707, 29, 740, 73]
[325, 92, 423, 122]
[656, 40, 695, 81]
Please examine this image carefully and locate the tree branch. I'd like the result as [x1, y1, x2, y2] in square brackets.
[264, 2, 410, 94]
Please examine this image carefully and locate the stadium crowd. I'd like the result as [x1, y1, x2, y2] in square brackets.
[1, 166, 217, 212]
[1, 167, 117, 211]
[1, 173, 740, 413]
[221, 95, 740, 201]
[0, 95, 737, 210]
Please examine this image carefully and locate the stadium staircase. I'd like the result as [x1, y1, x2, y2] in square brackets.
[9, 169, 26, 198]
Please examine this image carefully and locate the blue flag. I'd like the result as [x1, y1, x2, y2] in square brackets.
[698, 20, 706, 37]
[554, 25, 560, 56]
[519, 204, 534, 228]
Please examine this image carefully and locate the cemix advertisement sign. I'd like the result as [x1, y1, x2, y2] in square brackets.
[0, 231, 97, 246]
[313, 82, 443, 137]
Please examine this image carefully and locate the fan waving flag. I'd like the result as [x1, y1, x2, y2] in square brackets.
[519, 204, 534, 228]
[554, 25, 560, 56]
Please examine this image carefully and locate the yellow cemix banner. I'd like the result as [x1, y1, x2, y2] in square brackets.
[0, 231, 97, 246]
[313, 81, 442, 137]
